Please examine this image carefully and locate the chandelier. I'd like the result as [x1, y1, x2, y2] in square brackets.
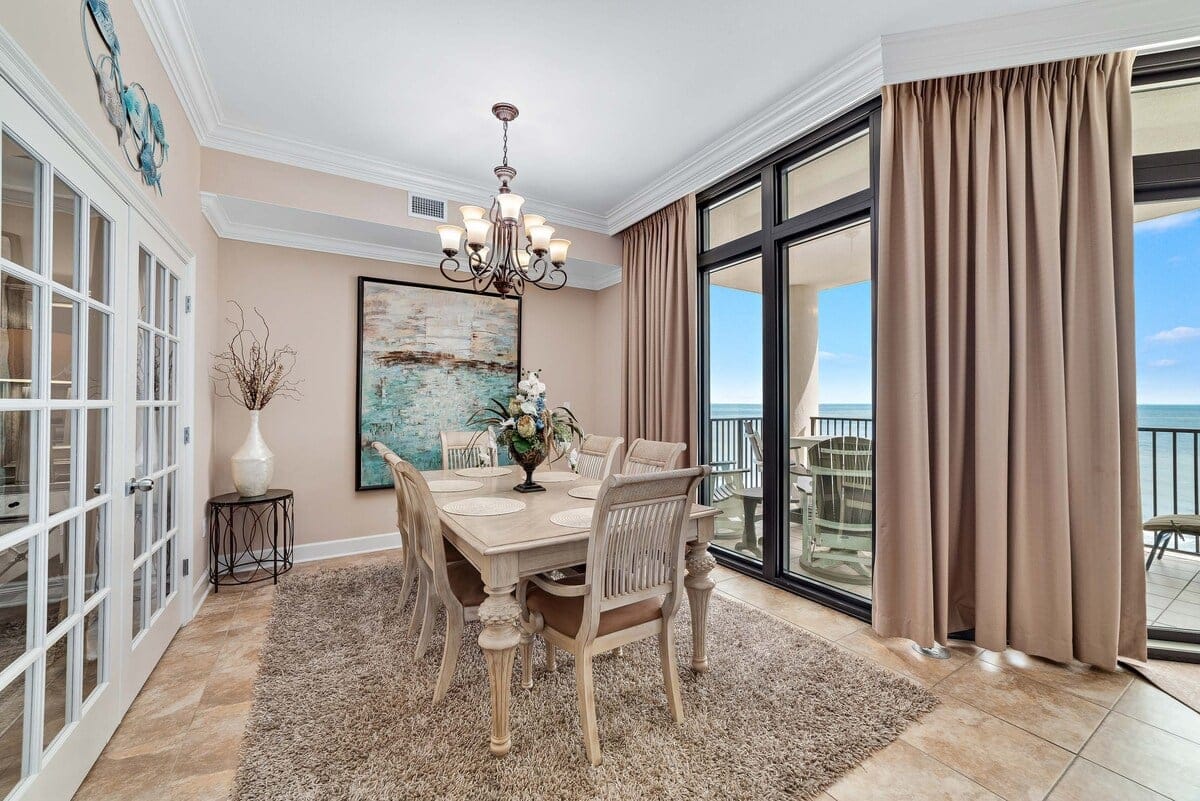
[436, 103, 570, 297]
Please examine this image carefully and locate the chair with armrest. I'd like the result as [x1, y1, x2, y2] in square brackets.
[623, 438, 686, 474]
[575, 434, 624, 481]
[440, 430, 499, 471]
[797, 436, 873, 584]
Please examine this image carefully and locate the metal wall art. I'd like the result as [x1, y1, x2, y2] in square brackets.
[81, 0, 168, 192]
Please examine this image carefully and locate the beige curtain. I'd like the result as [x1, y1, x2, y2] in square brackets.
[873, 52, 1146, 670]
[621, 196, 698, 462]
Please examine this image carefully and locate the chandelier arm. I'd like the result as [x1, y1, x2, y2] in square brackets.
[439, 257, 477, 284]
[532, 265, 568, 291]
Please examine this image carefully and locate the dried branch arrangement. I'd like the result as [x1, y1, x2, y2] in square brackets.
[211, 301, 302, 410]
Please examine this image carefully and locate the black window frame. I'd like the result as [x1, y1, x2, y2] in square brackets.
[697, 98, 881, 622]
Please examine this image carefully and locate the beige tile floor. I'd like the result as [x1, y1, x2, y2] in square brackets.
[71, 551, 1200, 801]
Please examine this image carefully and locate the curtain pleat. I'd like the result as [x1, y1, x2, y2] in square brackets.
[621, 196, 698, 462]
[873, 52, 1146, 670]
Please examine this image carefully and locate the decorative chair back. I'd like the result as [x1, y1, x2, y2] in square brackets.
[579, 467, 708, 640]
[742, 420, 765, 467]
[576, 434, 624, 481]
[392, 457, 460, 610]
[440, 430, 499, 471]
[623, 438, 687, 475]
[372, 442, 410, 535]
[807, 436, 873, 533]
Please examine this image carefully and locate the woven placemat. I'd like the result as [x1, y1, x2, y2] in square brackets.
[441, 497, 526, 517]
[454, 466, 512, 478]
[549, 507, 594, 529]
[567, 484, 601, 500]
[532, 471, 578, 483]
[427, 479, 483, 493]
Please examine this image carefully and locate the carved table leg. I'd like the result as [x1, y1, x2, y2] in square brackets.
[684, 541, 717, 674]
[478, 584, 521, 756]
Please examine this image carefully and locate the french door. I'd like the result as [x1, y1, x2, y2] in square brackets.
[0, 76, 189, 800]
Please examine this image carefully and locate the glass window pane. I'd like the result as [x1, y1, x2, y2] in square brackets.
[702, 184, 761, 251]
[784, 132, 870, 219]
[87, 307, 109, 399]
[167, 340, 176, 400]
[138, 249, 152, 323]
[0, 542, 30, 667]
[784, 220, 873, 598]
[135, 406, 146, 478]
[87, 408, 106, 499]
[50, 293, 77, 399]
[1133, 79, 1200, 156]
[1, 132, 41, 272]
[704, 255, 764, 562]
[133, 488, 147, 559]
[155, 263, 166, 330]
[164, 537, 174, 598]
[0, 410, 34, 535]
[168, 275, 179, 334]
[88, 206, 110, 303]
[150, 479, 162, 547]
[48, 409, 75, 517]
[150, 548, 162, 618]
[164, 471, 175, 532]
[153, 334, 163, 400]
[149, 407, 162, 475]
[44, 631, 68, 750]
[47, 520, 72, 631]
[82, 603, 103, 705]
[0, 669, 27, 795]
[50, 176, 80, 289]
[136, 327, 150, 400]
[165, 406, 176, 468]
[0, 271, 36, 400]
[131, 563, 147, 639]
[84, 506, 104, 601]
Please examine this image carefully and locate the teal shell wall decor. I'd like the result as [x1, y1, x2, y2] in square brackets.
[81, 0, 168, 193]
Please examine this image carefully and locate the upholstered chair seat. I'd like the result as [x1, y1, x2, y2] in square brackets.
[446, 561, 487, 607]
[526, 576, 664, 637]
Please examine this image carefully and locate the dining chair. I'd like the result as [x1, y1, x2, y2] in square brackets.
[440, 430, 499, 471]
[622, 438, 686, 474]
[393, 457, 487, 704]
[371, 443, 421, 626]
[518, 465, 709, 765]
[575, 434, 624, 481]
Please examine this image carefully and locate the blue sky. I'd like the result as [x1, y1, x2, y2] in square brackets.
[708, 206, 1199, 407]
[1135, 208, 1200, 405]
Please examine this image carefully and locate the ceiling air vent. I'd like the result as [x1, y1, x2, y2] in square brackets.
[409, 194, 447, 222]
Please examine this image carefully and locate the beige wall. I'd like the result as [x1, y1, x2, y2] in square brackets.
[5, 1, 221, 586]
[212, 239, 622, 546]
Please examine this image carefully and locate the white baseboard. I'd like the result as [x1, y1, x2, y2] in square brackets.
[189, 530, 402, 617]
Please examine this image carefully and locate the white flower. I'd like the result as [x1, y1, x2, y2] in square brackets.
[531, 380, 546, 396]
[568, 448, 579, 471]
[500, 418, 515, 429]
[520, 400, 537, 415]
[476, 446, 492, 466]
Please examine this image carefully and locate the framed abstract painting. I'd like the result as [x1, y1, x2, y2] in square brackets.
[355, 277, 522, 490]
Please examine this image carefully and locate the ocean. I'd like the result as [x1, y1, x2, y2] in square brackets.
[710, 402, 1200, 515]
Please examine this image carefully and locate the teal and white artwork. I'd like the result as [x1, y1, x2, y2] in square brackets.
[356, 278, 521, 489]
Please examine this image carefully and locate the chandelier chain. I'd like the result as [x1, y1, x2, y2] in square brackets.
[501, 120, 509, 168]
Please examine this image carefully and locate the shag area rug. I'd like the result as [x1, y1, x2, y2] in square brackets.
[232, 564, 936, 801]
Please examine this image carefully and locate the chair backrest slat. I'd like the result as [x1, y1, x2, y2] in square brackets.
[807, 436, 873, 530]
[579, 467, 708, 639]
[576, 434, 624, 481]
[391, 456, 462, 610]
[441, 430, 499, 471]
[622, 438, 686, 475]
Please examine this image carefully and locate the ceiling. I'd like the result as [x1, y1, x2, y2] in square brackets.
[145, 0, 1115, 232]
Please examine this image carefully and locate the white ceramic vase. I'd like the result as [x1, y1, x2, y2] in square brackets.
[231, 409, 274, 497]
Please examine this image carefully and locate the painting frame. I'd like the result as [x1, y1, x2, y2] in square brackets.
[354, 276, 523, 491]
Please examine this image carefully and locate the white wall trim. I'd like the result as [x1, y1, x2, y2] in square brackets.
[189, 574, 210, 620]
[200, 192, 622, 290]
[139, 0, 1200, 236]
[189, 531, 402, 616]
[0, 23, 194, 262]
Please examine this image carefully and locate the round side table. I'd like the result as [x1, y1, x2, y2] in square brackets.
[207, 489, 295, 591]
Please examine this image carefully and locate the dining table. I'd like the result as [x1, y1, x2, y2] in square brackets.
[423, 466, 720, 758]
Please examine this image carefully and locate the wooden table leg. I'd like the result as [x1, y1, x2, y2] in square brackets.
[684, 541, 717, 674]
[478, 583, 521, 757]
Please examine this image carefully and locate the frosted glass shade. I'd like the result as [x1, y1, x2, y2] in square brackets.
[465, 218, 493, 246]
[437, 225, 464, 253]
[495, 193, 525, 221]
[460, 205, 486, 222]
[549, 238, 570, 264]
[528, 224, 554, 252]
[522, 213, 546, 232]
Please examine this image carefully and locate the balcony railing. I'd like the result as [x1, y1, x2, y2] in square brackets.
[708, 419, 1199, 559]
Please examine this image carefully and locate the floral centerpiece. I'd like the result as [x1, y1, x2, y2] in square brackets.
[470, 370, 582, 492]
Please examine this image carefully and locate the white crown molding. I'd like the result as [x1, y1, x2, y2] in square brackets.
[604, 40, 885, 233]
[132, 0, 222, 136]
[0, 22, 194, 261]
[882, 0, 1200, 84]
[200, 192, 622, 290]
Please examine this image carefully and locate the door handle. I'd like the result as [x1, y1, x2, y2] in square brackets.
[125, 477, 155, 496]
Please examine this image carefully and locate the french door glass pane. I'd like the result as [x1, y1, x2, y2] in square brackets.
[1, 132, 41, 272]
[704, 255, 764, 561]
[1134, 198, 1200, 634]
[783, 133, 870, 219]
[138, 248, 152, 322]
[84, 506, 104, 601]
[50, 175, 80, 290]
[0, 669, 27, 795]
[43, 633, 68, 749]
[0, 410, 34, 535]
[0, 271, 36, 400]
[88, 307, 109, 399]
[47, 520, 72, 631]
[0, 542, 30, 667]
[784, 220, 873, 598]
[86, 408, 106, 499]
[702, 185, 761, 250]
[48, 409, 75, 516]
[131, 564, 145, 639]
[82, 603, 103, 704]
[50, 292, 77, 399]
[87, 206, 109, 303]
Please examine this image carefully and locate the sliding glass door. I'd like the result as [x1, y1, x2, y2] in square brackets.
[698, 102, 879, 617]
